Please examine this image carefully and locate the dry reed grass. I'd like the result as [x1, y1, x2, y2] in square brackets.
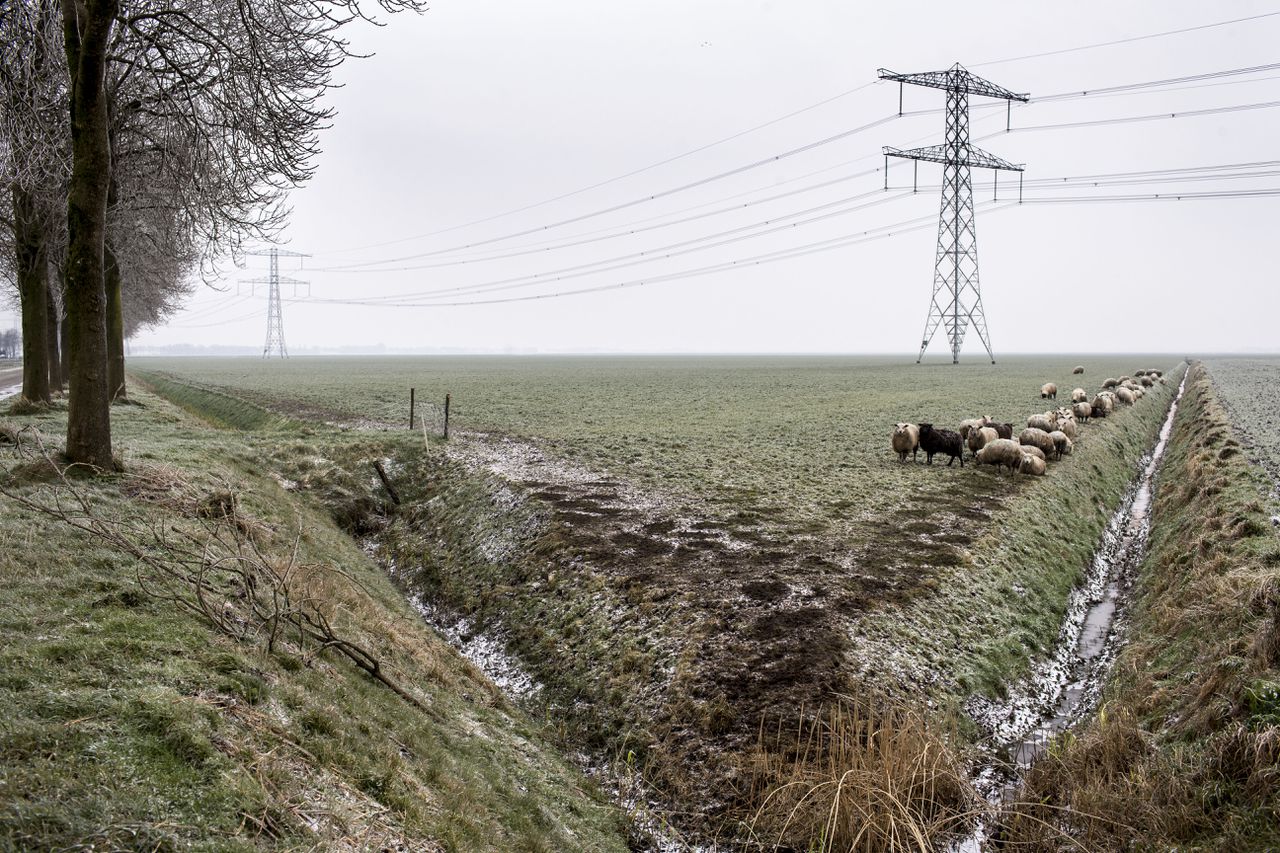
[743, 695, 975, 852]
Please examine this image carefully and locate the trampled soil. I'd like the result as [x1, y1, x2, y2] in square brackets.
[425, 428, 1018, 825]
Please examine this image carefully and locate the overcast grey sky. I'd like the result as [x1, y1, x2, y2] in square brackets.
[127, 0, 1280, 356]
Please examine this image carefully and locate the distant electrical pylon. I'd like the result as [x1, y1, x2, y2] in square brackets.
[241, 247, 310, 358]
[879, 63, 1028, 364]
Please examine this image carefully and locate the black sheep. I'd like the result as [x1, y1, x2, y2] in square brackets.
[993, 422, 1014, 440]
[917, 423, 965, 467]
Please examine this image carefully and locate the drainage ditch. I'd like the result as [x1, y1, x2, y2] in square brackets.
[959, 366, 1188, 848]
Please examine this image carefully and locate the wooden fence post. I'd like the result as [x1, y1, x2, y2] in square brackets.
[408, 387, 415, 430]
[443, 393, 450, 439]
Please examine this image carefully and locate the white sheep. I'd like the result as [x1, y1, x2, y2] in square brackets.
[1019, 444, 1047, 461]
[967, 425, 999, 457]
[892, 422, 920, 463]
[1019, 427, 1057, 457]
[975, 438, 1024, 471]
[1049, 430, 1073, 459]
[1019, 454, 1047, 476]
[1026, 413, 1057, 433]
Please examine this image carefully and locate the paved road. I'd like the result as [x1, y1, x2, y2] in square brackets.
[0, 365, 23, 398]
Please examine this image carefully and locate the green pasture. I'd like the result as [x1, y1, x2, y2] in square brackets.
[133, 354, 1173, 539]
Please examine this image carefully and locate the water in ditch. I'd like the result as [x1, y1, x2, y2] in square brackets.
[958, 367, 1188, 849]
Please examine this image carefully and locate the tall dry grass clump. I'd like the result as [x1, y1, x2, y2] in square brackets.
[744, 695, 974, 852]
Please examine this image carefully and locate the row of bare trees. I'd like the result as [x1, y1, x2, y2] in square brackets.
[2, 0, 425, 468]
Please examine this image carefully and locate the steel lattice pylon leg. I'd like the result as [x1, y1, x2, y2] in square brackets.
[263, 248, 288, 358]
[915, 86, 994, 365]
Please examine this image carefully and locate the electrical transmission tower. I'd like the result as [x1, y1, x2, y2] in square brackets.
[879, 63, 1028, 364]
[241, 248, 310, 358]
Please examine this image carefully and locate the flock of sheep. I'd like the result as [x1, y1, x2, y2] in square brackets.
[891, 366, 1167, 476]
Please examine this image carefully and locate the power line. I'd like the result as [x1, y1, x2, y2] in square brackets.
[296, 187, 1280, 310]
[294, 209, 998, 309]
[1008, 98, 1280, 133]
[317, 61, 1280, 273]
[203, 182, 1277, 321]
[306, 160, 1280, 306]
[973, 9, 1280, 68]
[313, 14, 1280, 262]
[171, 307, 267, 328]
[318, 80, 886, 255]
[1019, 187, 1280, 204]
[317, 113, 903, 270]
[316, 190, 918, 302]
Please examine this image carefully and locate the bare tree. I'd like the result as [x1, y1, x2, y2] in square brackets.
[1, 0, 67, 404]
[52, 0, 427, 461]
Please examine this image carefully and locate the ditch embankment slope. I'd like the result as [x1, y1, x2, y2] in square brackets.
[0, 388, 630, 851]
[999, 361, 1280, 850]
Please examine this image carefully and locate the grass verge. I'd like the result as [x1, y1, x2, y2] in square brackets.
[0, 386, 630, 852]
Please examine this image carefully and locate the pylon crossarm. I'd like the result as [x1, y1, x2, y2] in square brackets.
[884, 144, 1023, 172]
[877, 65, 1029, 102]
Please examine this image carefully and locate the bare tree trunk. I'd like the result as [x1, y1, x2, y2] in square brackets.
[105, 238, 125, 401]
[60, 0, 118, 468]
[11, 185, 51, 404]
[45, 286, 62, 390]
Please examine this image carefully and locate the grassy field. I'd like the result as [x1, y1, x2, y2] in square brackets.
[0, 389, 631, 851]
[134, 354, 1171, 538]
[1205, 356, 1280, 491]
[127, 354, 1186, 846]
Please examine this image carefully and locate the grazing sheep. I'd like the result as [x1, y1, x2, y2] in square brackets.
[1073, 401, 1092, 421]
[918, 423, 965, 467]
[1040, 382, 1058, 400]
[967, 426, 999, 457]
[1019, 427, 1057, 457]
[1018, 454, 1047, 476]
[1118, 375, 1132, 385]
[1019, 444, 1047, 461]
[892, 422, 920, 463]
[1116, 387, 1136, 405]
[1151, 369, 1163, 378]
[1071, 388, 1088, 403]
[1027, 413, 1057, 433]
[1072, 365, 1085, 375]
[1120, 380, 1139, 391]
[992, 422, 1014, 440]
[1049, 430, 1073, 459]
[975, 438, 1024, 471]
[1057, 418, 1077, 440]
[1140, 375, 1154, 387]
[1102, 378, 1119, 389]
[1090, 394, 1114, 417]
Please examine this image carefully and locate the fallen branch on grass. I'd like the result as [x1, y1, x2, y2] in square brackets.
[0, 434, 427, 712]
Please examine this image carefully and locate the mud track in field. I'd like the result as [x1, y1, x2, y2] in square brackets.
[442, 430, 1013, 820]
[188, 383, 1017, 824]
